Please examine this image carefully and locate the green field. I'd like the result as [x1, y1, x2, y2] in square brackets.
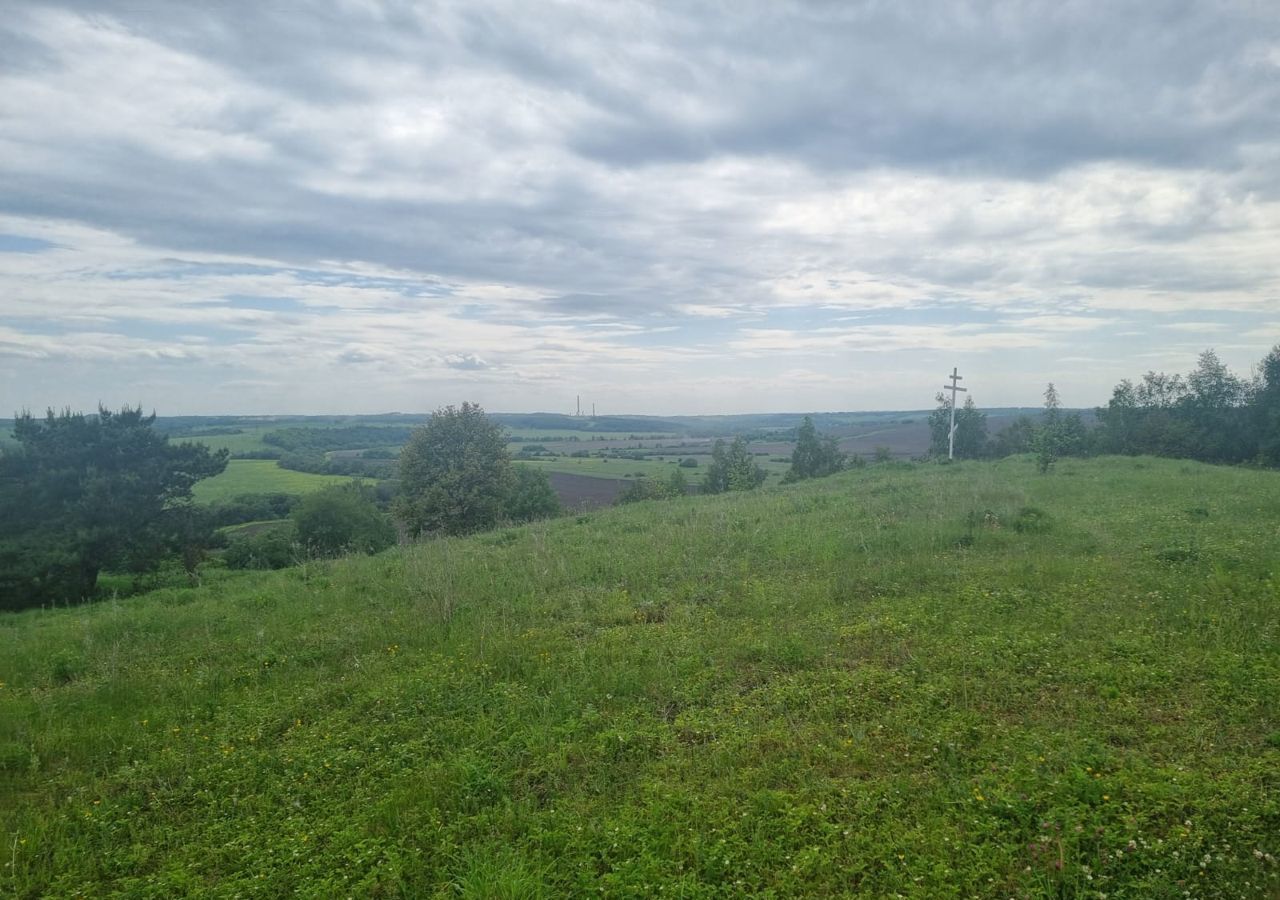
[178, 427, 276, 455]
[2, 457, 1278, 896]
[191, 459, 354, 503]
[505, 429, 679, 440]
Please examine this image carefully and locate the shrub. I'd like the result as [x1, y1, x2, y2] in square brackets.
[507, 466, 562, 523]
[294, 483, 396, 557]
[224, 526, 298, 570]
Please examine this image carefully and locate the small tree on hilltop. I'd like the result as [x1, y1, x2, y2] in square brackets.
[702, 439, 731, 494]
[702, 436, 765, 493]
[784, 416, 845, 482]
[954, 396, 989, 459]
[395, 403, 514, 537]
[1033, 383, 1080, 472]
[929, 393, 988, 460]
[727, 435, 768, 491]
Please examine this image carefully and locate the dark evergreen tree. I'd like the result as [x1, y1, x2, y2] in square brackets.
[0, 406, 228, 610]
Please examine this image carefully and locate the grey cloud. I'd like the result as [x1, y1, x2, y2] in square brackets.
[2, 1, 1279, 413]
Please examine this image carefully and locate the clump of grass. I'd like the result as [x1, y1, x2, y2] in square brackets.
[1012, 505, 1052, 533]
[48, 649, 86, 685]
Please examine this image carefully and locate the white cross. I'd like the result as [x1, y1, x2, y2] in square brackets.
[944, 367, 967, 460]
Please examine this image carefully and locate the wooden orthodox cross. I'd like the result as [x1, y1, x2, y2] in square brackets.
[944, 367, 967, 460]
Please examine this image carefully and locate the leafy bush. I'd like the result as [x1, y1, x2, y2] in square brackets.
[506, 466, 562, 523]
[207, 493, 298, 528]
[224, 526, 298, 570]
[294, 483, 396, 558]
[619, 468, 689, 504]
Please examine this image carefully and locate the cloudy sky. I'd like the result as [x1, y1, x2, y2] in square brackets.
[2, 1, 1278, 416]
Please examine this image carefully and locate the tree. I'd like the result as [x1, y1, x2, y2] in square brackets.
[506, 465, 562, 522]
[0, 406, 228, 610]
[1034, 384, 1085, 476]
[702, 439, 732, 494]
[395, 403, 514, 537]
[293, 482, 395, 558]
[1184, 349, 1250, 462]
[928, 393, 953, 458]
[1255, 345, 1280, 466]
[929, 393, 987, 459]
[1092, 347, 1280, 466]
[953, 397, 988, 459]
[726, 435, 768, 490]
[701, 436, 765, 493]
[784, 416, 845, 482]
[989, 415, 1036, 457]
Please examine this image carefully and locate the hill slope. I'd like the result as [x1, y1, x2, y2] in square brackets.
[2, 457, 1278, 896]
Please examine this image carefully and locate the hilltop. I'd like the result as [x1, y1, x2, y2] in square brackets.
[2, 456, 1277, 896]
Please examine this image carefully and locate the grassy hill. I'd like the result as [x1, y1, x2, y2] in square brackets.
[2, 457, 1278, 897]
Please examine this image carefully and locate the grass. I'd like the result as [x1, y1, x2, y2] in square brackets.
[191, 460, 356, 504]
[522, 455, 792, 485]
[2, 456, 1278, 897]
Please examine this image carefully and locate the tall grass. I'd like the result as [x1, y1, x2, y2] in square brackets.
[2, 456, 1278, 896]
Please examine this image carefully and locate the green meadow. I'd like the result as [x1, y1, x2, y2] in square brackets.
[2, 456, 1278, 897]
[178, 427, 278, 456]
[191, 459, 356, 504]
[521, 455, 792, 485]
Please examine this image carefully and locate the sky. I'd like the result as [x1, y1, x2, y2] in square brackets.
[1, 1, 1278, 416]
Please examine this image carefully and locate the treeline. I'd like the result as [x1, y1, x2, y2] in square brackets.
[1095, 348, 1280, 465]
[263, 425, 415, 454]
[0, 403, 568, 609]
[935, 347, 1280, 469]
[276, 451, 398, 479]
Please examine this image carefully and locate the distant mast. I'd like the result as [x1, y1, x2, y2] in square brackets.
[576, 395, 580, 417]
[944, 367, 967, 460]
